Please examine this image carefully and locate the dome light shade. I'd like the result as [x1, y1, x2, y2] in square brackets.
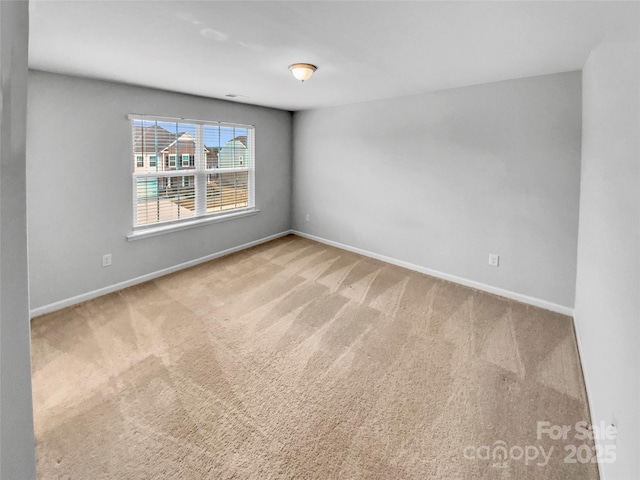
[288, 63, 317, 82]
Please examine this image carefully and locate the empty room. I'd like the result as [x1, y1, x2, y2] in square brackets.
[0, 1, 637, 479]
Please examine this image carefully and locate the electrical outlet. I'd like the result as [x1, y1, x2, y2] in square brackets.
[305, 213, 310, 222]
[102, 253, 112, 267]
[488, 254, 499, 267]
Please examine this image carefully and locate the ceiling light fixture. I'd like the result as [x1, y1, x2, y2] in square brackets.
[288, 63, 317, 83]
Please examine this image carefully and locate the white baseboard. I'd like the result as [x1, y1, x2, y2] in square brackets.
[571, 311, 604, 480]
[31, 229, 574, 319]
[292, 230, 574, 316]
[29, 230, 293, 318]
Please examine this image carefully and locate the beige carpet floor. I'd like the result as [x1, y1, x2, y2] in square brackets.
[31, 235, 598, 479]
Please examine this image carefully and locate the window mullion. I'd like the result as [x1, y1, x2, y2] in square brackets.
[195, 124, 206, 217]
[247, 127, 255, 208]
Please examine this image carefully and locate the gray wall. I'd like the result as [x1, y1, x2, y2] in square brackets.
[575, 41, 639, 480]
[27, 71, 292, 311]
[0, 1, 37, 478]
[292, 72, 582, 309]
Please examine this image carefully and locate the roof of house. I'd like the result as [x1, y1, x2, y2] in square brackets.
[134, 126, 239, 156]
[133, 125, 176, 153]
[220, 136, 247, 149]
[161, 132, 210, 153]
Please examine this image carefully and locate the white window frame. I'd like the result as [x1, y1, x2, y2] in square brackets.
[128, 114, 257, 240]
[168, 154, 177, 168]
[182, 154, 190, 167]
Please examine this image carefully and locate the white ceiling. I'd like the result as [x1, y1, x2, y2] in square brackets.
[29, 1, 639, 111]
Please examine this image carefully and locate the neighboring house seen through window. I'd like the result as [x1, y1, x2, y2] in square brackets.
[131, 115, 255, 231]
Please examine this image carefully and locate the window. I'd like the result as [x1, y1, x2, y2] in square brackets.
[130, 115, 255, 231]
[136, 155, 143, 167]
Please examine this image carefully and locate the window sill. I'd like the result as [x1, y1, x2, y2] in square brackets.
[127, 208, 260, 241]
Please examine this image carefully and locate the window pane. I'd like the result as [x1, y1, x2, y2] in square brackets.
[136, 175, 196, 226]
[219, 128, 248, 168]
[133, 120, 175, 173]
[203, 125, 222, 169]
[206, 171, 248, 213]
[203, 125, 250, 169]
